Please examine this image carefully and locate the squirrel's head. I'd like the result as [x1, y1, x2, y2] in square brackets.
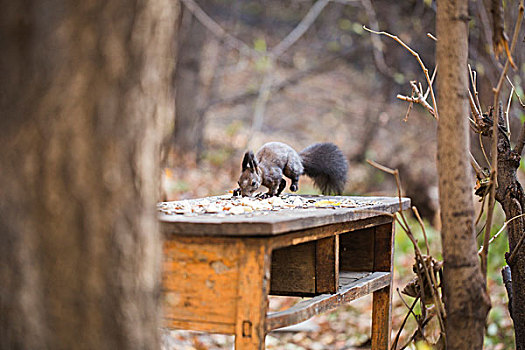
[237, 151, 261, 197]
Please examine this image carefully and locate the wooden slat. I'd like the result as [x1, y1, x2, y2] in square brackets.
[339, 228, 375, 271]
[315, 236, 338, 294]
[371, 223, 395, 350]
[270, 242, 316, 295]
[161, 196, 410, 236]
[269, 216, 391, 250]
[266, 272, 391, 331]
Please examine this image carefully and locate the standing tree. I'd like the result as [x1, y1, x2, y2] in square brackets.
[0, 0, 177, 348]
[436, 0, 491, 348]
[174, 5, 207, 160]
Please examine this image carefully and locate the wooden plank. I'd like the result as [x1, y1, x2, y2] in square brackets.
[162, 239, 239, 325]
[371, 223, 394, 350]
[373, 223, 394, 272]
[315, 236, 338, 294]
[163, 318, 235, 335]
[339, 228, 375, 271]
[269, 215, 392, 250]
[266, 272, 391, 331]
[235, 240, 271, 350]
[160, 196, 410, 236]
[270, 242, 316, 295]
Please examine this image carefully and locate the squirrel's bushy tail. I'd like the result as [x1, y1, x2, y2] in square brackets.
[300, 143, 348, 195]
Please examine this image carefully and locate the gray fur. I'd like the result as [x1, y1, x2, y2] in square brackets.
[236, 141, 348, 196]
[300, 143, 348, 195]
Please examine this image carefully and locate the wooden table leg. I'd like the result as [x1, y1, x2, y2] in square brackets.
[371, 222, 394, 350]
[235, 240, 271, 350]
[372, 285, 392, 349]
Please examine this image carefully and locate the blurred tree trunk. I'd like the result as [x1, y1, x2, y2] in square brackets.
[436, 0, 491, 348]
[174, 6, 207, 160]
[0, 0, 177, 349]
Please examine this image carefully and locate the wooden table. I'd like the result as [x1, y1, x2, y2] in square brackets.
[160, 195, 410, 350]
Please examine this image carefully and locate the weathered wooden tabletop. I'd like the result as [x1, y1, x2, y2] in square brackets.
[160, 195, 410, 236]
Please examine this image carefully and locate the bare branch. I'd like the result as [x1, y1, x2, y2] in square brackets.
[506, 75, 525, 109]
[397, 81, 435, 117]
[180, 0, 260, 58]
[479, 213, 525, 254]
[359, 0, 391, 76]
[271, 0, 330, 58]
[364, 26, 439, 120]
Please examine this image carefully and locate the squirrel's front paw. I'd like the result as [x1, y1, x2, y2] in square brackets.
[290, 184, 298, 192]
[233, 188, 241, 197]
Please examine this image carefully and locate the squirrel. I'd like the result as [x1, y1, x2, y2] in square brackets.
[234, 142, 348, 197]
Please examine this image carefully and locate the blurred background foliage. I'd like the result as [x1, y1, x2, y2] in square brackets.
[163, 0, 524, 348]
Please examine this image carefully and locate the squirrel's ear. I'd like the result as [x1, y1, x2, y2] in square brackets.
[242, 151, 253, 171]
[250, 157, 259, 172]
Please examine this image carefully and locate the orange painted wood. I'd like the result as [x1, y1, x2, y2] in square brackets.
[234, 241, 271, 350]
[162, 239, 240, 326]
[163, 318, 235, 335]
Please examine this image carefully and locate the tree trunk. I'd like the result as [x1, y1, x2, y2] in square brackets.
[0, 1, 177, 349]
[436, 0, 491, 348]
[174, 5, 207, 160]
[493, 108, 525, 349]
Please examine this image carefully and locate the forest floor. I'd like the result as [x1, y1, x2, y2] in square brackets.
[161, 56, 516, 349]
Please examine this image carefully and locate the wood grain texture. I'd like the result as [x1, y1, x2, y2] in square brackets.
[371, 223, 394, 350]
[339, 228, 375, 272]
[269, 215, 392, 249]
[162, 318, 235, 335]
[315, 236, 338, 294]
[162, 239, 239, 326]
[235, 241, 271, 350]
[266, 272, 390, 331]
[161, 196, 410, 236]
[270, 242, 316, 295]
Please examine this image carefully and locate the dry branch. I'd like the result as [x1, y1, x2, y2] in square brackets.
[363, 26, 439, 120]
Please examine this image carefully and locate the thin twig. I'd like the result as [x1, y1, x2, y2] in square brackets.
[427, 32, 437, 41]
[479, 213, 525, 254]
[479, 133, 491, 168]
[506, 75, 525, 109]
[505, 86, 514, 136]
[391, 293, 420, 350]
[397, 81, 435, 116]
[363, 26, 439, 120]
[469, 64, 483, 114]
[470, 152, 484, 178]
[412, 206, 430, 256]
